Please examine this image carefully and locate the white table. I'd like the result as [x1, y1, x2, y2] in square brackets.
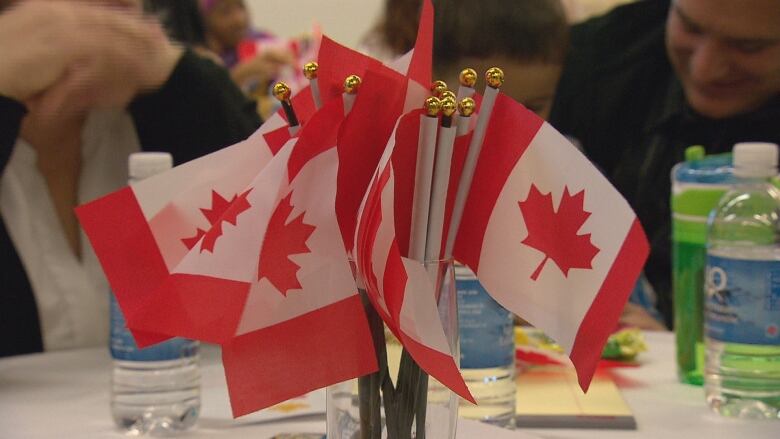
[1, 332, 777, 438]
[523, 332, 779, 439]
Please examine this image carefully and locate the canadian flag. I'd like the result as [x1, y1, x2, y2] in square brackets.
[452, 94, 649, 391]
[78, 95, 378, 416]
[355, 110, 474, 403]
[257, 34, 389, 149]
[334, 0, 433, 253]
[76, 112, 286, 345]
[76, 33, 408, 346]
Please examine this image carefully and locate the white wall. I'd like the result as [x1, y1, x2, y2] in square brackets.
[246, 0, 384, 49]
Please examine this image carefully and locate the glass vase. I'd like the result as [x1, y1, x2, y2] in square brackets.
[326, 260, 459, 439]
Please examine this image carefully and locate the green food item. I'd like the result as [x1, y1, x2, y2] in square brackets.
[602, 328, 647, 361]
[516, 326, 647, 362]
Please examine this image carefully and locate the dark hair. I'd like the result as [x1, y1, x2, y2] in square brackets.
[144, 0, 207, 46]
[377, 0, 424, 55]
[433, 0, 569, 66]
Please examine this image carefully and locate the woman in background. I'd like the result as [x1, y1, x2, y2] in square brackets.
[200, 0, 293, 93]
[360, 0, 422, 62]
[0, 0, 260, 357]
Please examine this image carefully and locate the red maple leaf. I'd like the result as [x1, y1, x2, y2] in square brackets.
[181, 189, 253, 253]
[258, 192, 316, 296]
[518, 185, 599, 281]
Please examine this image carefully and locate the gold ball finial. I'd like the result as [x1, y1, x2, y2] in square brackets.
[458, 97, 476, 117]
[424, 96, 442, 117]
[273, 82, 291, 101]
[303, 62, 319, 80]
[485, 67, 504, 88]
[441, 90, 456, 101]
[459, 68, 477, 88]
[343, 74, 362, 94]
[431, 80, 448, 97]
[441, 96, 457, 117]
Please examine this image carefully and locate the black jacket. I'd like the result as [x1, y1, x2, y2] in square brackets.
[549, 0, 780, 327]
[0, 50, 261, 357]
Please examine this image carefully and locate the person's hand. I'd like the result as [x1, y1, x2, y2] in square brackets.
[230, 48, 295, 89]
[0, 1, 183, 112]
[31, 2, 184, 114]
[0, 1, 83, 102]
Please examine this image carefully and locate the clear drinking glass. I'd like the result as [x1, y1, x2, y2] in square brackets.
[326, 260, 459, 439]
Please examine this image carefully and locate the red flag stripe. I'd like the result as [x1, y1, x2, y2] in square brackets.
[357, 165, 400, 333]
[336, 67, 408, 252]
[287, 96, 345, 181]
[569, 219, 648, 391]
[129, 273, 251, 346]
[389, 110, 425, 257]
[441, 132, 473, 257]
[75, 187, 170, 346]
[317, 36, 384, 103]
[262, 125, 294, 155]
[222, 295, 378, 417]
[397, 332, 475, 404]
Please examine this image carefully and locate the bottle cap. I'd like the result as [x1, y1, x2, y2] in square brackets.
[129, 152, 173, 180]
[733, 142, 779, 178]
[684, 145, 705, 162]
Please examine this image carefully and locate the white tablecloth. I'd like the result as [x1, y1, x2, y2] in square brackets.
[1, 332, 777, 438]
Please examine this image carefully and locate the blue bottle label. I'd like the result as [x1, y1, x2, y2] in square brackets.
[110, 293, 198, 361]
[705, 255, 780, 345]
[457, 277, 514, 369]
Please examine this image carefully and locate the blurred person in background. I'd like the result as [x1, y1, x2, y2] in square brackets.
[549, 0, 780, 328]
[360, 0, 422, 62]
[145, 0, 207, 48]
[200, 0, 294, 95]
[433, 0, 569, 119]
[363, 0, 569, 120]
[365, 0, 666, 329]
[435, 0, 664, 329]
[0, 0, 260, 357]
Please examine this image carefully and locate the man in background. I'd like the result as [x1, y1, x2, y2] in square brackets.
[550, 0, 780, 327]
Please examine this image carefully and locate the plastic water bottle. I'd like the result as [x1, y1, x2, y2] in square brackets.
[671, 146, 734, 385]
[705, 142, 780, 419]
[456, 264, 516, 428]
[110, 152, 201, 434]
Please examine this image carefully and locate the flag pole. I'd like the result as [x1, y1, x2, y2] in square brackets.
[303, 61, 322, 110]
[456, 97, 475, 136]
[273, 82, 300, 135]
[416, 95, 458, 439]
[456, 68, 477, 100]
[441, 90, 456, 126]
[343, 74, 361, 114]
[392, 96, 441, 439]
[408, 96, 442, 263]
[424, 95, 457, 269]
[443, 67, 504, 259]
